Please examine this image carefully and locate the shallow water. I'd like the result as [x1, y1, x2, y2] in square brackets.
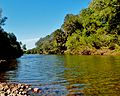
[0, 54, 120, 95]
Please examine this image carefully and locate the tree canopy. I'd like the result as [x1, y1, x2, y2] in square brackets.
[0, 10, 23, 59]
[26, 0, 120, 55]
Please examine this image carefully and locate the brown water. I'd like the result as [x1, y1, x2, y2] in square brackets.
[0, 55, 120, 95]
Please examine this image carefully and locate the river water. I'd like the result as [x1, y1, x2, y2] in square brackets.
[0, 54, 120, 95]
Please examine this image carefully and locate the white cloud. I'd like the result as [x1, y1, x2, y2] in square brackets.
[22, 38, 39, 49]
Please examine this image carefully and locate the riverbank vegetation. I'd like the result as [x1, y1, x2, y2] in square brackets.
[0, 10, 23, 59]
[26, 0, 120, 55]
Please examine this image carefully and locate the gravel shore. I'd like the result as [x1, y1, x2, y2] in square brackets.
[0, 82, 41, 96]
[0, 82, 69, 96]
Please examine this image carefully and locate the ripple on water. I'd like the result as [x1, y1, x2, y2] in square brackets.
[1, 55, 120, 95]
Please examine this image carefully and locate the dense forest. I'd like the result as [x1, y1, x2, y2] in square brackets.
[0, 10, 23, 59]
[26, 0, 120, 55]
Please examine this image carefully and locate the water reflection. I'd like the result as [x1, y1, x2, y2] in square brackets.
[63, 55, 120, 95]
[0, 59, 18, 82]
[0, 55, 120, 95]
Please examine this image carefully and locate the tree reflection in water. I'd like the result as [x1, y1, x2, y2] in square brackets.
[0, 59, 18, 82]
[63, 55, 120, 95]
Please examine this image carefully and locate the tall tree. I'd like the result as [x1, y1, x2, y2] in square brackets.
[0, 9, 23, 59]
[53, 29, 67, 54]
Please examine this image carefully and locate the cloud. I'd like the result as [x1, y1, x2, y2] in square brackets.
[22, 38, 39, 49]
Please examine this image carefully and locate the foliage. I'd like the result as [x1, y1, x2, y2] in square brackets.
[34, 33, 56, 54]
[29, 0, 120, 55]
[0, 10, 23, 59]
[53, 29, 67, 54]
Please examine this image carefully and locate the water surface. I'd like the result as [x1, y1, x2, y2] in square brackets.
[0, 54, 120, 95]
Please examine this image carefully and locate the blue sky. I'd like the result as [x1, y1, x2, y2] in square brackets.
[0, 0, 91, 49]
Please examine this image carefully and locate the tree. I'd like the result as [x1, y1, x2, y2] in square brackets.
[30, 0, 120, 55]
[62, 14, 83, 36]
[53, 29, 67, 54]
[22, 44, 27, 51]
[0, 10, 23, 59]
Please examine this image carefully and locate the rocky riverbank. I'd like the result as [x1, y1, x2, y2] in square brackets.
[0, 82, 69, 96]
[0, 82, 41, 96]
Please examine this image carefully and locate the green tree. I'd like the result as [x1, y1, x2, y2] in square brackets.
[30, 0, 120, 55]
[53, 29, 67, 54]
[62, 14, 83, 36]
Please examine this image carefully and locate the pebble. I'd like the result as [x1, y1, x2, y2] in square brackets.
[27, 87, 32, 91]
[6, 89, 11, 94]
[0, 82, 34, 96]
[0, 82, 69, 96]
[33, 88, 39, 93]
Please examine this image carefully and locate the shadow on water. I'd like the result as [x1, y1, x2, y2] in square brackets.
[0, 59, 18, 82]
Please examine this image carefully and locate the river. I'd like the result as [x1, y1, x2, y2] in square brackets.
[0, 54, 120, 95]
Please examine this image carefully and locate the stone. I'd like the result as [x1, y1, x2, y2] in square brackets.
[1, 92, 7, 96]
[15, 90, 19, 94]
[25, 85, 29, 89]
[19, 88, 24, 92]
[20, 85, 25, 89]
[0, 82, 40, 96]
[0, 87, 4, 91]
[22, 91, 27, 95]
[4, 85, 9, 91]
[17, 84, 22, 88]
[11, 87, 17, 92]
[1, 93, 5, 96]
[6, 89, 11, 94]
[28, 87, 32, 91]
[18, 91, 22, 95]
[17, 95, 23, 96]
[33, 88, 39, 93]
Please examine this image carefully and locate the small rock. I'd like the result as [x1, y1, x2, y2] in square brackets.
[6, 89, 11, 94]
[4, 85, 9, 91]
[15, 90, 19, 94]
[20, 85, 25, 89]
[0, 87, 4, 91]
[19, 91, 22, 94]
[33, 88, 39, 93]
[28, 87, 32, 91]
[18, 83, 22, 88]
[11, 87, 17, 92]
[22, 91, 27, 95]
[19, 88, 24, 92]
[25, 85, 29, 89]
[1, 93, 5, 96]
[17, 94, 23, 96]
